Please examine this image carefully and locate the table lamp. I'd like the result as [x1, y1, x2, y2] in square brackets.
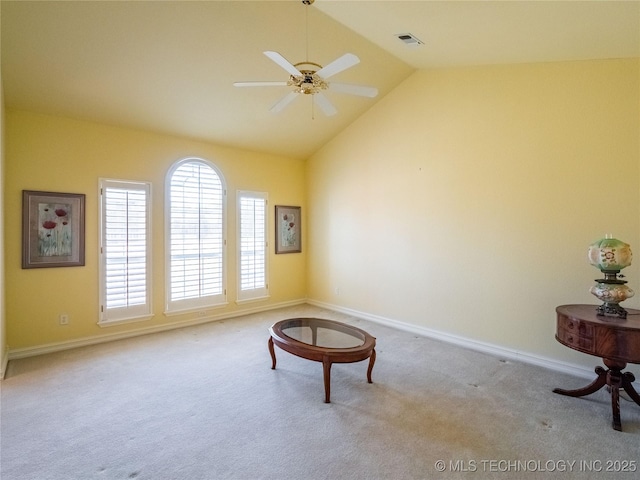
[588, 235, 634, 318]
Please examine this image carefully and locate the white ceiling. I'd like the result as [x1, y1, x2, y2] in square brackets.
[2, 1, 638, 160]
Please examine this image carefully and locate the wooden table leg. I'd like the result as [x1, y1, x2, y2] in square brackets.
[323, 357, 332, 403]
[622, 372, 640, 406]
[268, 337, 276, 370]
[367, 349, 376, 384]
[553, 359, 634, 431]
[607, 368, 623, 431]
[553, 366, 607, 397]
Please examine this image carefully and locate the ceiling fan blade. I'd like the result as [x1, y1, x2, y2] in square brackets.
[264, 51, 302, 77]
[270, 91, 299, 114]
[316, 53, 360, 79]
[234, 81, 288, 87]
[328, 82, 378, 98]
[313, 92, 337, 116]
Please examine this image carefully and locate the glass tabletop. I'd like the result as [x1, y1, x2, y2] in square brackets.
[280, 318, 366, 348]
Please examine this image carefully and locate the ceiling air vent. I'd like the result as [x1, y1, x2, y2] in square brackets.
[395, 33, 423, 47]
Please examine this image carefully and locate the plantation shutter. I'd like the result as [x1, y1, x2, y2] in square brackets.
[167, 159, 226, 313]
[238, 192, 268, 302]
[99, 179, 152, 324]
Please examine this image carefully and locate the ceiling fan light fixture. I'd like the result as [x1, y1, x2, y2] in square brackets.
[288, 70, 328, 95]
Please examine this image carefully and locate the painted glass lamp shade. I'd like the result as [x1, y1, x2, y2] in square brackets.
[588, 236, 634, 318]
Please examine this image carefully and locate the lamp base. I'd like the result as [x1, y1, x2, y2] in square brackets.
[596, 303, 628, 319]
[590, 281, 634, 319]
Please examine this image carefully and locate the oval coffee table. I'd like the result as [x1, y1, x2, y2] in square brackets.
[268, 318, 376, 403]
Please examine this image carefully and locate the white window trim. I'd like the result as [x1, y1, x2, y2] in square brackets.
[237, 191, 270, 304]
[98, 178, 153, 327]
[164, 157, 228, 316]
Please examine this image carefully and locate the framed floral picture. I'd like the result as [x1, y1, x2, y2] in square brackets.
[22, 190, 86, 268]
[275, 205, 301, 254]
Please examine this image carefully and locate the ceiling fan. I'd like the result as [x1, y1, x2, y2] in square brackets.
[233, 1, 378, 116]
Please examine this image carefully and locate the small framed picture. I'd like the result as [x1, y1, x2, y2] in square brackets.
[275, 205, 301, 254]
[22, 190, 86, 269]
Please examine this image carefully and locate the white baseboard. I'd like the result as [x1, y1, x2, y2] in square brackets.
[7, 299, 306, 361]
[307, 299, 637, 386]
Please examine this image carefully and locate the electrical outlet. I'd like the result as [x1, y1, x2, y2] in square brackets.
[59, 314, 69, 325]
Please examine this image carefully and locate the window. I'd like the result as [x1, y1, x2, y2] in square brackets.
[237, 191, 269, 302]
[99, 179, 152, 325]
[166, 158, 226, 313]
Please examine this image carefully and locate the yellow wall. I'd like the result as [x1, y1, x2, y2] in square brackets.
[4, 110, 306, 351]
[4, 58, 640, 380]
[307, 58, 640, 374]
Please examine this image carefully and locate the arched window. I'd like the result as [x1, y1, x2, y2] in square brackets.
[165, 158, 227, 314]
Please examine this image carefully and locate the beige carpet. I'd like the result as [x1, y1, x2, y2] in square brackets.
[1, 304, 639, 480]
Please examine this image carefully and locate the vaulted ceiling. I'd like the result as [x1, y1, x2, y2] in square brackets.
[2, 1, 638, 159]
